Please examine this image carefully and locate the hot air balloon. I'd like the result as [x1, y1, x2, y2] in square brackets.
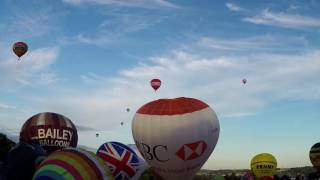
[132, 97, 220, 180]
[120, 122, 124, 126]
[33, 148, 114, 180]
[310, 142, 320, 170]
[3, 142, 47, 180]
[20, 112, 78, 154]
[13, 41, 28, 60]
[150, 79, 161, 91]
[96, 133, 100, 137]
[128, 144, 150, 180]
[251, 153, 277, 179]
[126, 108, 130, 112]
[242, 78, 247, 84]
[96, 141, 140, 180]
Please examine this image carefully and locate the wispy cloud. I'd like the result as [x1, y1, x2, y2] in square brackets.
[62, 0, 181, 9]
[1, 2, 59, 38]
[243, 9, 320, 29]
[0, 103, 16, 110]
[196, 35, 307, 52]
[62, 12, 166, 45]
[0, 47, 59, 87]
[226, 3, 243, 12]
[25, 47, 320, 140]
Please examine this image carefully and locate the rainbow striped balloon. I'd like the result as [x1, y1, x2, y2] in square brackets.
[33, 148, 114, 180]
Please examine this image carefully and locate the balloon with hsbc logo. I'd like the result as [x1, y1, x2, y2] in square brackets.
[132, 97, 220, 180]
[20, 112, 78, 154]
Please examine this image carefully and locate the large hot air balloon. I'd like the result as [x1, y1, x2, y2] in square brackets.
[20, 112, 78, 154]
[96, 141, 140, 180]
[150, 79, 161, 91]
[33, 148, 114, 180]
[132, 97, 220, 180]
[251, 153, 277, 179]
[310, 142, 320, 170]
[128, 144, 150, 180]
[13, 41, 28, 60]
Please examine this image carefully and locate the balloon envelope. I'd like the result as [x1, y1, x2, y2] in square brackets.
[310, 142, 320, 170]
[128, 144, 150, 180]
[150, 79, 161, 91]
[132, 97, 220, 180]
[33, 148, 114, 180]
[13, 41, 28, 58]
[250, 153, 277, 179]
[20, 112, 78, 154]
[242, 78, 247, 84]
[97, 141, 140, 180]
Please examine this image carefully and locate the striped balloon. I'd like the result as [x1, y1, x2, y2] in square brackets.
[20, 112, 78, 154]
[33, 148, 114, 180]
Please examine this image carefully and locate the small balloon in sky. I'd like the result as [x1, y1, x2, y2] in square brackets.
[242, 78, 247, 84]
[150, 78, 161, 91]
[13, 41, 28, 60]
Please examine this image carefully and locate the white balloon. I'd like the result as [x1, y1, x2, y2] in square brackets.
[132, 97, 220, 180]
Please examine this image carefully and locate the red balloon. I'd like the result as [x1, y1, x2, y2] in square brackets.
[13, 41, 28, 59]
[20, 112, 78, 154]
[242, 78, 247, 84]
[150, 79, 161, 91]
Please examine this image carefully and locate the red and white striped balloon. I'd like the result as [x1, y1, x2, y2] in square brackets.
[132, 97, 220, 180]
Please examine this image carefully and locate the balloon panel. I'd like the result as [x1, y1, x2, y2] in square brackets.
[97, 141, 140, 180]
[33, 148, 114, 180]
[20, 112, 78, 154]
[250, 153, 277, 178]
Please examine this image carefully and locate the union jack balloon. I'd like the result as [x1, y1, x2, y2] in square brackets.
[132, 97, 220, 180]
[97, 141, 140, 180]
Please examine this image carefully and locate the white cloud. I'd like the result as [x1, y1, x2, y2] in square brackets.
[0, 103, 16, 110]
[196, 35, 307, 51]
[62, 0, 181, 9]
[226, 3, 243, 12]
[243, 9, 320, 29]
[0, 47, 59, 87]
[23, 47, 320, 143]
[62, 12, 165, 45]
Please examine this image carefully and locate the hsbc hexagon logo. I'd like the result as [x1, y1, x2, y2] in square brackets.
[176, 140, 207, 161]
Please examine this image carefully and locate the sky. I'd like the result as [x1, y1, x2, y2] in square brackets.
[0, 0, 320, 170]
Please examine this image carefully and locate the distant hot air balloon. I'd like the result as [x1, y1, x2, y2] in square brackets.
[96, 133, 99, 137]
[120, 122, 124, 126]
[150, 79, 161, 91]
[132, 97, 220, 180]
[13, 41, 28, 60]
[97, 141, 140, 180]
[20, 112, 78, 154]
[33, 148, 114, 180]
[126, 108, 130, 112]
[251, 153, 277, 179]
[310, 142, 320, 170]
[242, 78, 247, 84]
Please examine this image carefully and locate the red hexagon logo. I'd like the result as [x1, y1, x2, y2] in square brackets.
[176, 140, 207, 161]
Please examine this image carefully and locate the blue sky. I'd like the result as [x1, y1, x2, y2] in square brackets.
[0, 0, 320, 170]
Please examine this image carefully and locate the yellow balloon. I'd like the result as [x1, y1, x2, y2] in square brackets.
[310, 143, 320, 170]
[250, 153, 277, 179]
